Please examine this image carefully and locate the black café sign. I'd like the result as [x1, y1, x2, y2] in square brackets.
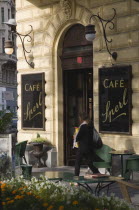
[99, 65, 132, 134]
[21, 73, 45, 129]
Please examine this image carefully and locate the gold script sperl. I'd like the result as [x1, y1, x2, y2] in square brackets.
[24, 83, 42, 121]
[102, 79, 128, 123]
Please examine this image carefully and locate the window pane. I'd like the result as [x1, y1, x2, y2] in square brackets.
[2, 37, 5, 53]
[8, 9, 10, 20]
[1, 7, 4, 23]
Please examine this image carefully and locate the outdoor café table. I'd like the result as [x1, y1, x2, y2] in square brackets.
[62, 175, 124, 195]
[109, 150, 134, 177]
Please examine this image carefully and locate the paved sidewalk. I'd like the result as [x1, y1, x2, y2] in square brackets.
[32, 166, 139, 208]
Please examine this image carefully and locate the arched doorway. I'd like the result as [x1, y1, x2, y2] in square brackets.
[61, 24, 93, 165]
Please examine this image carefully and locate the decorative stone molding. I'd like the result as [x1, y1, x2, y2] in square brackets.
[26, 0, 59, 7]
[60, 0, 72, 20]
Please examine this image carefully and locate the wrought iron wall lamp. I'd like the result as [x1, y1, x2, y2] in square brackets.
[4, 19, 34, 68]
[85, 8, 118, 60]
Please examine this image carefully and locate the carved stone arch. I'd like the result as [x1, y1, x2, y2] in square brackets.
[42, 4, 102, 60]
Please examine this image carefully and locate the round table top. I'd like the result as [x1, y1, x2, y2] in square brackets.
[63, 176, 124, 183]
[109, 150, 134, 155]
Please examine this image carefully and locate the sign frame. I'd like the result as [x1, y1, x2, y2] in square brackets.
[99, 65, 132, 134]
[21, 73, 45, 130]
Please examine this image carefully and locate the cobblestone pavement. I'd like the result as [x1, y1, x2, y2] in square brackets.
[32, 166, 139, 209]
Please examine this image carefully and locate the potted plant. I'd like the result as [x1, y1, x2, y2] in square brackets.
[30, 133, 53, 168]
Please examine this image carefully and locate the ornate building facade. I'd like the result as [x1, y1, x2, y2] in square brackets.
[0, 0, 17, 113]
[16, 0, 139, 166]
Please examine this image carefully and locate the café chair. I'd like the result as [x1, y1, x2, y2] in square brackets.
[124, 155, 139, 180]
[93, 144, 114, 174]
[15, 140, 28, 166]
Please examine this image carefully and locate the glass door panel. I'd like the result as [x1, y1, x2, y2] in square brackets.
[64, 69, 93, 165]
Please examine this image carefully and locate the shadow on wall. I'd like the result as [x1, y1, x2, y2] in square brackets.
[112, 139, 135, 176]
[125, 139, 135, 153]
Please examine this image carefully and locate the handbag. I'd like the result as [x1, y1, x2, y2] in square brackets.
[93, 128, 103, 149]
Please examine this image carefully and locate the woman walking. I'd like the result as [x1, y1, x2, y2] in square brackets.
[74, 112, 99, 176]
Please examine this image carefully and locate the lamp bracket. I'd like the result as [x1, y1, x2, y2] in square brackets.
[12, 25, 34, 68]
[89, 8, 117, 60]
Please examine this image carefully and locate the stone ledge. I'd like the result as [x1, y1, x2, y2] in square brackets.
[26, 0, 59, 7]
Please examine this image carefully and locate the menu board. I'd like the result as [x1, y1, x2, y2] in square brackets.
[99, 65, 132, 134]
[21, 73, 45, 129]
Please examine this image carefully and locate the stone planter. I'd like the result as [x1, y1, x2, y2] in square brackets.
[31, 142, 52, 168]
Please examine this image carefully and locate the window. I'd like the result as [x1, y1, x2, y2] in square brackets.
[1, 7, 4, 23]
[8, 9, 10, 20]
[2, 37, 5, 53]
[2, 92, 4, 102]
[11, 13, 15, 19]
[2, 69, 6, 83]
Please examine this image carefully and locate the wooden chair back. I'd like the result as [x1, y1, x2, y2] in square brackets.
[93, 144, 113, 173]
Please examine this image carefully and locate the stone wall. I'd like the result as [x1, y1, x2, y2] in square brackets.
[90, 0, 139, 152]
[16, 0, 139, 165]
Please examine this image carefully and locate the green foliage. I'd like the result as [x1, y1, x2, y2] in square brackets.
[36, 133, 40, 138]
[0, 111, 13, 134]
[0, 176, 134, 210]
[31, 133, 53, 146]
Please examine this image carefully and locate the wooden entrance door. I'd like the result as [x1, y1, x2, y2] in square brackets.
[63, 69, 93, 165]
[62, 24, 93, 165]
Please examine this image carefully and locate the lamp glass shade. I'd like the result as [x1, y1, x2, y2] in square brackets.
[85, 33, 96, 42]
[4, 40, 14, 55]
[85, 24, 96, 42]
[4, 18, 17, 26]
[5, 47, 14, 55]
